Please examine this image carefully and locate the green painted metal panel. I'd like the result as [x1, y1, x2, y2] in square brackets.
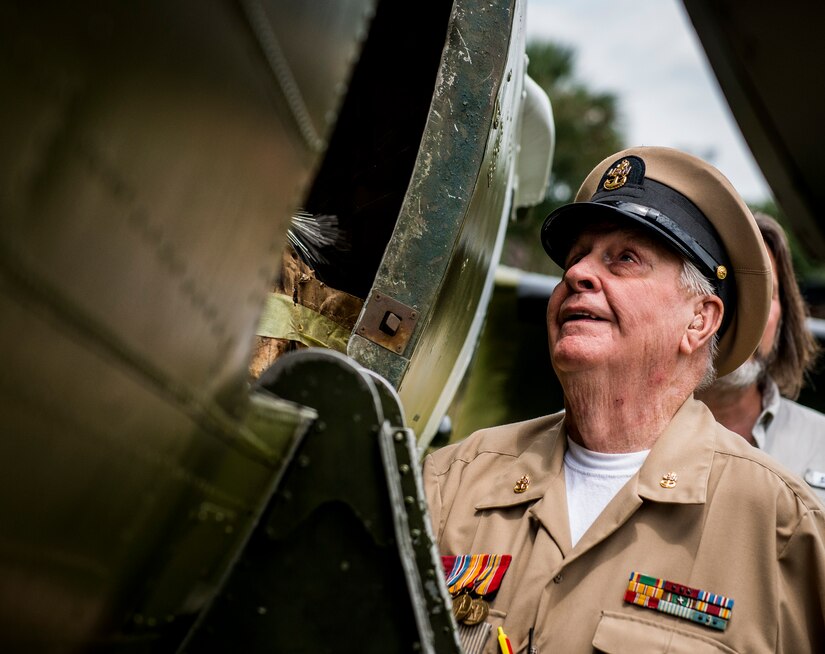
[349, 0, 531, 448]
[185, 350, 460, 654]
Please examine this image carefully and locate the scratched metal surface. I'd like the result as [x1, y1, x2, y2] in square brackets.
[348, 0, 530, 449]
[0, 1, 371, 650]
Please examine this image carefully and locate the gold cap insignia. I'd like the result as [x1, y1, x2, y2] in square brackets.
[715, 265, 727, 280]
[603, 159, 632, 190]
[660, 472, 678, 489]
[513, 474, 530, 493]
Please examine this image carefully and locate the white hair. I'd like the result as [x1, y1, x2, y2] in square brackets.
[679, 260, 719, 391]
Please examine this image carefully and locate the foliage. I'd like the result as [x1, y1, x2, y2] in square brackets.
[748, 198, 825, 281]
[501, 41, 825, 294]
[501, 40, 625, 274]
[748, 198, 825, 317]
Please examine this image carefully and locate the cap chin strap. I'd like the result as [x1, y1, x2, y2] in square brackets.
[599, 200, 722, 278]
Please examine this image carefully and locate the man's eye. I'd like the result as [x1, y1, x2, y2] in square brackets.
[618, 252, 637, 263]
[565, 253, 583, 268]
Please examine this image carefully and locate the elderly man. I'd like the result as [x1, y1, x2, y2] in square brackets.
[696, 212, 825, 500]
[424, 147, 825, 653]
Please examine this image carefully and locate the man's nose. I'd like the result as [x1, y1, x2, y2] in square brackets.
[564, 255, 601, 292]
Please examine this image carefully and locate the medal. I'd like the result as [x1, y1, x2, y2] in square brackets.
[441, 554, 511, 626]
[462, 597, 489, 625]
[452, 591, 472, 621]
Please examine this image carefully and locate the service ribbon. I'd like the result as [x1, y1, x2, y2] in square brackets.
[442, 554, 513, 596]
[624, 571, 734, 632]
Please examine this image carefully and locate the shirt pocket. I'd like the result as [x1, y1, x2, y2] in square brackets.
[592, 611, 738, 654]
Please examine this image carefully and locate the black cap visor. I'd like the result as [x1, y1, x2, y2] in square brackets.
[541, 193, 736, 336]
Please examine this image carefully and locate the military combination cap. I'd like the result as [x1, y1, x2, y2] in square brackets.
[540, 146, 771, 377]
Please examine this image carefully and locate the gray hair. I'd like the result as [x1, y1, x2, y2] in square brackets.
[679, 260, 719, 391]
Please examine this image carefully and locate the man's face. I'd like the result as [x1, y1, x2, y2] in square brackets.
[547, 221, 696, 379]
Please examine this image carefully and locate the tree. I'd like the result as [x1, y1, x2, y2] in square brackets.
[502, 41, 625, 274]
[748, 198, 825, 280]
[748, 198, 825, 318]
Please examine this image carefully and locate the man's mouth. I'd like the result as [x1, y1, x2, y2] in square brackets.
[562, 311, 604, 323]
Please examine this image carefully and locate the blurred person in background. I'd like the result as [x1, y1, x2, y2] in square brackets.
[696, 212, 825, 501]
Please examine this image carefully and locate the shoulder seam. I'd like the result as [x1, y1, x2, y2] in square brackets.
[715, 449, 821, 512]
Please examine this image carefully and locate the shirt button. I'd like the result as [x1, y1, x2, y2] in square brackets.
[553, 574, 563, 584]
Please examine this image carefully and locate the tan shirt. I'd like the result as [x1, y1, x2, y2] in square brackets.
[424, 398, 825, 653]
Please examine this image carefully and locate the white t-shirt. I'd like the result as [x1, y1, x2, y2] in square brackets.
[564, 437, 650, 546]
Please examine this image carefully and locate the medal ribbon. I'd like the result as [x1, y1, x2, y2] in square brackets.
[624, 571, 734, 632]
[442, 554, 512, 596]
[628, 572, 734, 610]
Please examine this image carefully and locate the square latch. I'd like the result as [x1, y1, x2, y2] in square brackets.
[380, 311, 402, 336]
[355, 291, 419, 354]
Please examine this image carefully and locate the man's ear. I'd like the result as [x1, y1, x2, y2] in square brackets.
[680, 295, 724, 355]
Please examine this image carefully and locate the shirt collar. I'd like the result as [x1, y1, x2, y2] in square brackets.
[752, 376, 780, 448]
[474, 416, 566, 510]
[473, 398, 718, 510]
[635, 397, 716, 504]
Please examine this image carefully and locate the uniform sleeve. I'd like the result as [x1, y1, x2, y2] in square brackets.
[777, 508, 825, 651]
[422, 453, 443, 542]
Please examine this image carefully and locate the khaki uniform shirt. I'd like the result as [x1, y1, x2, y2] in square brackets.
[424, 398, 825, 653]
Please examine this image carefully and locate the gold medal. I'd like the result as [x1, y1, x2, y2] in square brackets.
[452, 592, 472, 621]
[441, 554, 512, 627]
[462, 597, 489, 625]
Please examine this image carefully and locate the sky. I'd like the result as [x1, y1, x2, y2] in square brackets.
[525, 0, 771, 203]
